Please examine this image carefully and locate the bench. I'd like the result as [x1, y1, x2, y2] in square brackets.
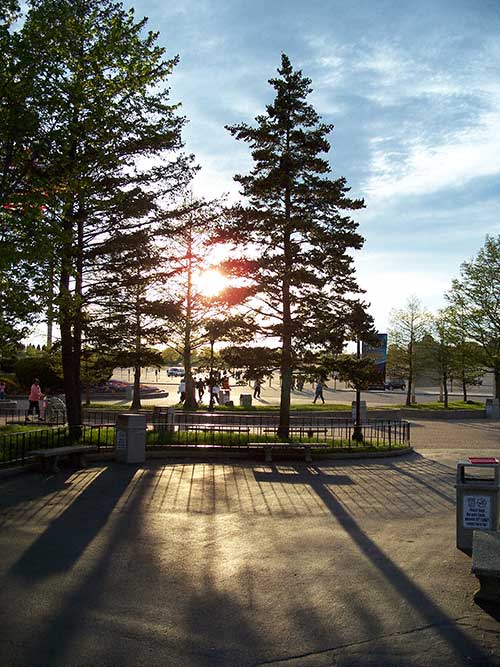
[472, 531, 500, 603]
[249, 442, 330, 462]
[31, 445, 98, 473]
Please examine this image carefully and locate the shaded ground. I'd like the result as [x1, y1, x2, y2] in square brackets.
[0, 420, 499, 666]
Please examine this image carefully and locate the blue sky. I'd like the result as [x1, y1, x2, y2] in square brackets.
[130, 1, 498, 330]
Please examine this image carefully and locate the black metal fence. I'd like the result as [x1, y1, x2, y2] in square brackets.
[0, 414, 410, 468]
[147, 413, 410, 450]
[0, 425, 115, 468]
[0, 407, 67, 426]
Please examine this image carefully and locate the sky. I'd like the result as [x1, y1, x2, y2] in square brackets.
[115, 0, 500, 333]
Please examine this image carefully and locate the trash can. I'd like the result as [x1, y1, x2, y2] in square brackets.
[456, 458, 500, 554]
[115, 413, 146, 463]
[219, 390, 230, 405]
[240, 394, 252, 408]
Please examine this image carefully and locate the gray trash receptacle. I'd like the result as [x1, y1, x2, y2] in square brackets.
[115, 413, 146, 463]
[456, 458, 500, 554]
[240, 394, 252, 408]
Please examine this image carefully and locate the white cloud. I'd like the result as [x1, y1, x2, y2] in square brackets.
[364, 109, 500, 200]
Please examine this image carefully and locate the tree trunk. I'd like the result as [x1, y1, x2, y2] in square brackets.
[278, 176, 292, 439]
[462, 370, 468, 403]
[406, 341, 413, 407]
[443, 371, 449, 409]
[59, 204, 81, 430]
[131, 295, 142, 410]
[183, 223, 197, 410]
[131, 365, 141, 410]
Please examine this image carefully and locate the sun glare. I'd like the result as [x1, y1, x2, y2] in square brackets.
[197, 270, 228, 297]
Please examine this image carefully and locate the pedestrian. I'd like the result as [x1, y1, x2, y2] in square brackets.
[221, 374, 230, 390]
[26, 378, 44, 422]
[196, 377, 205, 401]
[211, 382, 220, 405]
[253, 379, 262, 399]
[0, 380, 6, 400]
[177, 378, 186, 403]
[313, 379, 325, 404]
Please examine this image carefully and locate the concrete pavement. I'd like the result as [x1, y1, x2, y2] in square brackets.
[0, 419, 499, 666]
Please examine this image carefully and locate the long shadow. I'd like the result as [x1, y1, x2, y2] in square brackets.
[10, 464, 138, 581]
[11, 463, 264, 667]
[254, 464, 490, 665]
[0, 471, 74, 514]
[387, 462, 455, 505]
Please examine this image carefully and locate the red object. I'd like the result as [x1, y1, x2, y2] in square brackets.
[468, 457, 499, 464]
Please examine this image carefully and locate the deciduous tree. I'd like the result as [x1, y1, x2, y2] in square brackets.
[446, 235, 500, 399]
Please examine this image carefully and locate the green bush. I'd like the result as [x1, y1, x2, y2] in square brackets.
[14, 353, 64, 393]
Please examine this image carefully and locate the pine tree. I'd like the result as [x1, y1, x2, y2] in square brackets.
[225, 54, 365, 436]
[18, 0, 193, 426]
[88, 228, 179, 410]
[0, 1, 46, 354]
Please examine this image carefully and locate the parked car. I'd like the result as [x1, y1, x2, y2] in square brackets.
[167, 367, 185, 377]
[384, 379, 406, 391]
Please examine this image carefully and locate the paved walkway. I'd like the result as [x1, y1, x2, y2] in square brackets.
[0, 420, 499, 666]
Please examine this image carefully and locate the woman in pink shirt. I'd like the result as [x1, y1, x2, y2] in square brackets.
[26, 378, 44, 422]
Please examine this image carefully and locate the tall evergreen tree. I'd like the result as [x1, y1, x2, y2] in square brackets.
[225, 54, 365, 436]
[89, 228, 179, 409]
[0, 1, 46, 355]
[18, 0, 193, 426]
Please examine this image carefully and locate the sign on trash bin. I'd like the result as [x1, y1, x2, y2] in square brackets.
[456, 460, 500, 554]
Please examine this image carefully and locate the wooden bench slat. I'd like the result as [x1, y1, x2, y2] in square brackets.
[31, 445, 97, 457]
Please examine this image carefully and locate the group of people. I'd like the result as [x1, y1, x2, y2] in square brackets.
[177, 373, 231, 405]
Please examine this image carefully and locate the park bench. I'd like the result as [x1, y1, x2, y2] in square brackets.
[249, 441, 330, 462]
[471, 530, 500, 603]
[31, 445, 98, 473]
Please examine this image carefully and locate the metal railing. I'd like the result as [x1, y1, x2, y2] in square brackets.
[0, 425, 115, 468]
[0, 415, 410, 468]
[148, 413, 410, 450]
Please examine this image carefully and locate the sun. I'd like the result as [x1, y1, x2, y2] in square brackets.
[197, 270, 228, 297]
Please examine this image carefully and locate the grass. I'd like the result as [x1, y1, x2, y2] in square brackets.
[0, 424, 115, 465]
[146, 428, 405, 450]
[401, 400, 484, 411]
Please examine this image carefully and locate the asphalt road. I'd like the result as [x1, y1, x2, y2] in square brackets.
[1, 420, 499, 666]
[112, 368, 494, 408]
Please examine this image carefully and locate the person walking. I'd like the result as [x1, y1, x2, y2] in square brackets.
[196, 378, 205, 401]
[0, 380, 6, 400]
[253, 379, 262, 399]
[26, 378, 44, 421]
[177, 378, 186, 403]
[313, 379, 325, 404]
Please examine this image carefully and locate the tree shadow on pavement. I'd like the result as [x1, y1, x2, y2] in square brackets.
[9, 464, 138, 581]
[254, 464, 490, 666]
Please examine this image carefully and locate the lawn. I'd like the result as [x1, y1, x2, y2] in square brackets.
[400, 400, 484, 411]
